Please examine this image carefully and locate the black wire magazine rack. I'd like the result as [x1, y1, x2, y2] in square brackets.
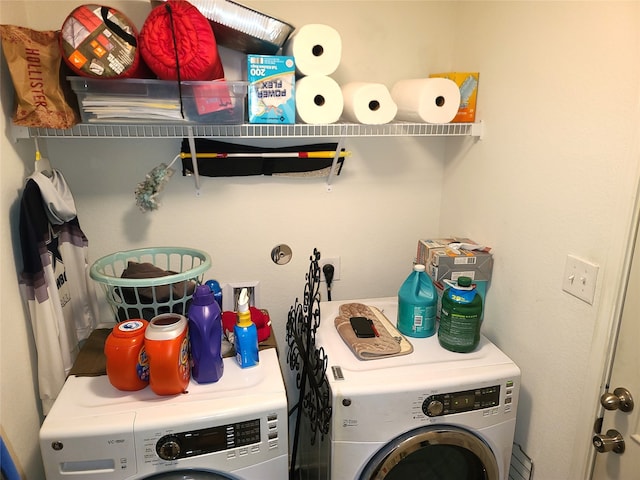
[286, 248, 332, 479]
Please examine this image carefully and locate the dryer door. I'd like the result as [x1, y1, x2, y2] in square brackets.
[359, 425, 499, 480]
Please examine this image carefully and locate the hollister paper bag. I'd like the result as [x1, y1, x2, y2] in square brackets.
[0, 25, 79, 129]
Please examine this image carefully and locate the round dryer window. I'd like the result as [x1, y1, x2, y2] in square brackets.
[143, 470, 242, 480]
[359, 425, 499, 480]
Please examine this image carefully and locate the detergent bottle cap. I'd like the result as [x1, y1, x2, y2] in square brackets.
[205, 279, 221, 293]
[192, 284, 215, 306]
[413, 264, 426, 272]
[111, 319, 148, 338]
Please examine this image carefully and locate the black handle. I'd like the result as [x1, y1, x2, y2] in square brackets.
[101, 6, 137, 48]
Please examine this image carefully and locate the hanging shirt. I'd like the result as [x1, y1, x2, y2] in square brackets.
[18, 170, 98, 414]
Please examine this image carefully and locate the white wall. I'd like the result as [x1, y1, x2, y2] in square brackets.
[441, 3, 640, 477]
[1, 1, 638, 480]
[1, 4, 49, 477]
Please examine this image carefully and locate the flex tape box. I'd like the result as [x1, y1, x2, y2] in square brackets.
[247, 55, 295, 124]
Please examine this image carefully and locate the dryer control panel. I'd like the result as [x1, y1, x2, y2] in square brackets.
[423, 385, 500, 417]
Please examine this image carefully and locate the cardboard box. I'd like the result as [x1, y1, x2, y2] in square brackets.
[417, 238, 451, 266]
[416, 237, 477, 267]
[247, 55, 296, 124]
[429, 72, 479, 123]
[430, 249, 493, 282]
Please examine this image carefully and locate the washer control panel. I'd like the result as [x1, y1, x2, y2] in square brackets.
[422, 385, 501, 417]
[156, 418, 261, 460]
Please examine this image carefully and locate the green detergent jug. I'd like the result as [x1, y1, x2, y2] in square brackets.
[438, 276, 483, 353]
[397, 264, 437, 338]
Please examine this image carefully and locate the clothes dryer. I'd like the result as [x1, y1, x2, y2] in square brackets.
[316, 297, 520, 480]
[39, 348, 287, 480]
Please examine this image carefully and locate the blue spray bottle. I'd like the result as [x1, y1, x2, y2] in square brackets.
[234, 288, 259, 368]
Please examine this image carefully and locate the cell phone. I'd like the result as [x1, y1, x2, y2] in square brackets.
[349, 316, 376, 338]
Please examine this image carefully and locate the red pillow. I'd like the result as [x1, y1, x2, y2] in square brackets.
[140, 0, 224, 81]
[221, 308, 271, 343]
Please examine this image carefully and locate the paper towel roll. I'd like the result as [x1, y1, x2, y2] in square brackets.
[391, 78, 461, 123]
[284, 24, 342, 76]
[296, 75, 344, 124]
[341, 82, 398, 125]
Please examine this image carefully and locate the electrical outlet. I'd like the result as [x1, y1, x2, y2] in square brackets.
[319, 256, 341, 281]
[562, 254, 599, 304]
[222, 281, 260, 311]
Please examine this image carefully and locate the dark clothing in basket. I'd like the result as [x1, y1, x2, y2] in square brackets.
[117, 261, 196, 321]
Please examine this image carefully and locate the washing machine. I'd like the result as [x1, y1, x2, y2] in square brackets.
[315, 297, 520, 480]
[39, 348, 288, 480]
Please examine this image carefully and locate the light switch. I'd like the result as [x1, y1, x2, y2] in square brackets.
[562, 254, 599, 304]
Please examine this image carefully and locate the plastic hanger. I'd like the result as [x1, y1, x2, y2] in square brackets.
[34, 137, 53, 178]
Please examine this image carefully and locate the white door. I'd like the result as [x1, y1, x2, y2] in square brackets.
[591, 219, 640, 478]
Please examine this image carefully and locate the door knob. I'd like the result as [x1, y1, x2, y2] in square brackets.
[600, 387, 634, 412]
[593, 429, 625, 454]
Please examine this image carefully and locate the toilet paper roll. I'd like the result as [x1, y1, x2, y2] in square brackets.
[391, 78, 461, 123]
[295, 75, 344, 124]
[341, 82, 398, 125]
[284, 24, 342, 76]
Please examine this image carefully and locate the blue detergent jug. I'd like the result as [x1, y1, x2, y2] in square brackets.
[397, 264, 437, 338]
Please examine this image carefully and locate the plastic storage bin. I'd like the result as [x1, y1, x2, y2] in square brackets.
[68, 77, 247, 124]
[90, 247, 211, 322]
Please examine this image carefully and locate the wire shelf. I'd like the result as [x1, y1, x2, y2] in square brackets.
[26, 122, 482, 139]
